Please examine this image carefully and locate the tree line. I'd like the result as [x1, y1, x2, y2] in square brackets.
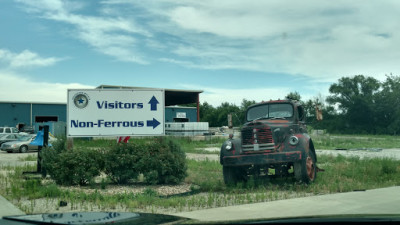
[199, 74, 400, 135]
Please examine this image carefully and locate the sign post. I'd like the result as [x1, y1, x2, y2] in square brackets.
[67, 89, 165, 137]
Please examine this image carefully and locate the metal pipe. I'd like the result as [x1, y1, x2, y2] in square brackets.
[30, 103, 32, 126]
[197, 94, 200, 122]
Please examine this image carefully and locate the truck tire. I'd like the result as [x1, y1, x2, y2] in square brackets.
[19, 145, 28, 153]
[294, 150, 316, 184]
[223, 166, 246, 185]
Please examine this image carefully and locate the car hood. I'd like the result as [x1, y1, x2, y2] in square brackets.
[2, 212, 188, 225]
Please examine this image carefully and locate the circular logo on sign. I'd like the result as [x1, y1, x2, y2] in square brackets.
[73, 92, 90, 109]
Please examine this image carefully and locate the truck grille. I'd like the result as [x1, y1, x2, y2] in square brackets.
[242, 124, 274, 151]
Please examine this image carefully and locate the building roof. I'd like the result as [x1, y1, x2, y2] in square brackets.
[96, 85, 203, 106]
[0, 101, 66, 105]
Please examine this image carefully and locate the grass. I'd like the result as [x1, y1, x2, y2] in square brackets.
[168, 137, 225, 154]
[18, 154, 37, 162]
[311, 155, 400, 193]
[312, 134, 400, 150]
[0, 151, 399, 214]
[74, 134, 400, 154]
[187, 155, 400, 194]
[73, 136, 225, 154]
[75, 133, 400, 153]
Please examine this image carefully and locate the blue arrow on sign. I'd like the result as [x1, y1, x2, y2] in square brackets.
[147, 118, 160, 129]
[148, 96, 159, 111]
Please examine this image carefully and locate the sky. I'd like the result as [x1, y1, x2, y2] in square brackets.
[1, 0, 399, 106]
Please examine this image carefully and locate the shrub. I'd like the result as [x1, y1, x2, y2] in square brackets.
[380, 158, 397, 175]
[140, 138, 187, 184]
[103, 143, 141, 184]
[43, 137, 188, 186]
[42, 138, 103, 185]
[104, 137, 187, 185]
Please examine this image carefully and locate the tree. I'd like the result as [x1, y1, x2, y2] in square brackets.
[200, 102, 216, 126]
[240, 99, 256, 110]
[326, 75, 380, 133]
[375, 74, 400, 134]
[215, 102, 241, 127]
[285, 91, 301, 101]
[200, 99, 256, 127]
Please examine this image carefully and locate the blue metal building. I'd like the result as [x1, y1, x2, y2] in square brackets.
[0, 102, 199, 126]
[0, 101, 66, 128]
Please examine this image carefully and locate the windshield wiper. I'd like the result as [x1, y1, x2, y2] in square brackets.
[252, 116, 270, 121]
[251, 116, 289, 122]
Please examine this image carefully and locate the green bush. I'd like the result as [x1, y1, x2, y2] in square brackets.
[140, 138, 187, 184]
[103, 143, 141, 184]
[104, 138, 187, 184]
[42, 138, 103, 185]
[42, 137, 187, 186]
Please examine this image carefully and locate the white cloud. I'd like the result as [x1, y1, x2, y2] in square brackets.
[201, 88, 289, 107]
[159, 0, 400, 81]
[17, 0, 151, 64]
[0, 72, 94, 103]
[179, 84, 291, 107]
[14, 0, 400, 81]
[0, 49, 63, 68]
[15, 0, 66, 13]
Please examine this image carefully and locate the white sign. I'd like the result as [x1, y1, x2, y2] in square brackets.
[67, 89, 165, 137]
[176, 112, 186, 118]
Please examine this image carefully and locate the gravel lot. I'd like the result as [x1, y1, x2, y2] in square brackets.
[316, 148, 400, 160]
[0, 151, 37, 167]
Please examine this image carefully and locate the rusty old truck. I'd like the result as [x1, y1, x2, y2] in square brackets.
[220, 100, 317, 184]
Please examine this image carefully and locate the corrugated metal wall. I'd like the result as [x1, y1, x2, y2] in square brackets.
[0, 102, 67, 127]
[0, 103, 32, 127]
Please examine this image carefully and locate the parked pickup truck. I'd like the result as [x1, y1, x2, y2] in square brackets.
[220, 100, 318, 184]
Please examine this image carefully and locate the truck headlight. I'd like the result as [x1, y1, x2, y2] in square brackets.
[225, 141, 233, 150]
[289, 136, 299, 146]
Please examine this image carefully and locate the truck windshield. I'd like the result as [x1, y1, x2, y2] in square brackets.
[247, 103, 293, 121]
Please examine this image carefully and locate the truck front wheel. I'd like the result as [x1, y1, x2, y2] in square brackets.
[294, 151, 316, 184]
[223, 166, 246, 185]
